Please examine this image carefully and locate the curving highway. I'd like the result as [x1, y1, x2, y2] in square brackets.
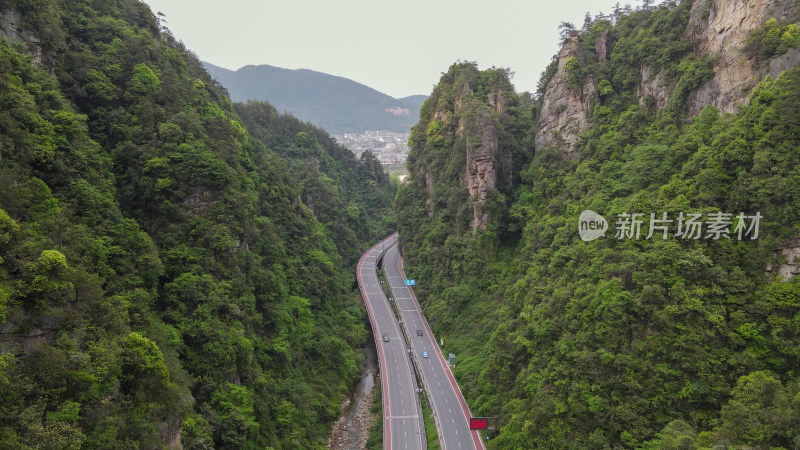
[383, 244, 484, 450]
[357, 233, 425, 450]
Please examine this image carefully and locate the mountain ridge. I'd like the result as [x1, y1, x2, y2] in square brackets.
[204, 61, 427, 134]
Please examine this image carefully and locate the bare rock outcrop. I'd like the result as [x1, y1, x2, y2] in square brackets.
[455, 81, 471, 133]
[0, 9, 42, 65]
[181, 186, 214, 217]
[425, 172, 434, 217]
[456, 82, 502, 232]
[1, 305, 67, 354]
[638, 65, 672, 110]
[488, 86, 505, 113]
[767, 236, 800, 281]
[687, 0, 800, 117]
[596, 29, 610, 62]
[535, 33, 598, 156]
[464, 109, 498, 232]
[163, 420, 182, 450]
[778, 245, 800, 280]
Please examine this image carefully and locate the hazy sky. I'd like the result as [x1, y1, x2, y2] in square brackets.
[142, 0, 637, 99]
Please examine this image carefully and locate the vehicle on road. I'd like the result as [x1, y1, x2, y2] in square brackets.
[383, 333, 390, 342]
[422, 351, 429, 358]
[416, 329, 423, 336]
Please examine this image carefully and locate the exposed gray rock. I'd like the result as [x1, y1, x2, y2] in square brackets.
[535, 33, 597, 156]
[0, 9, 42, 65]
[596, 29, 610, 62]
[687, 0, 800, 117]
[767, 237, 800, 281]
[638, 65, 672, 110]
[464, 109, 498, 232]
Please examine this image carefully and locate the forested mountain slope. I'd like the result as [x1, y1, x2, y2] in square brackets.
[0, 0, 394, 448]
[397, 1, 800, 447]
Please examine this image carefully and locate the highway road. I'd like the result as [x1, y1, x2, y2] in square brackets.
[357, 233, 425, 450]
[383, 244, 484, 450]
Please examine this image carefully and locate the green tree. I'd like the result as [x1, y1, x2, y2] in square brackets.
[715, 371, 795, 446]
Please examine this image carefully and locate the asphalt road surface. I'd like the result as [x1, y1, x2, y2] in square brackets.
[357, 234, 425, 450]
[383, 244, 484, 450]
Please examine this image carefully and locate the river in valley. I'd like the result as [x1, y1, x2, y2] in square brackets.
[327, 334, 379, 449]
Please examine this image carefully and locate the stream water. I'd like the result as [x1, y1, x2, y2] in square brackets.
[327, 334, 378, 449]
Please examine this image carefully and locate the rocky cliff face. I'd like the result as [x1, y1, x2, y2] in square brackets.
[686, 0, 800, 116]
[464, 113, 498, 231]
[457, 83, 502, 232]
[535, 33, 598, 156]
[536, 0, 799, 157]
[777, 244, 800, 280]
[638, 65, 672, 110]
[636, 0, 800, 118]
[0, 9, 42, 65]
[766, 236, 800, 281]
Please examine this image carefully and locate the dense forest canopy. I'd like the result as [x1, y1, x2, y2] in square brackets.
[0, 0, 394, 448]
[397, 0, 800, 448]
[3, 0, 800, 448]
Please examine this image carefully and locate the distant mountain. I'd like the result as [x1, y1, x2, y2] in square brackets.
[398, 94, 428, 112]
[204, 62, 426, 134]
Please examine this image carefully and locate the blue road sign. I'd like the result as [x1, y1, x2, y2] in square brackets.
[405, 279, 416, 286]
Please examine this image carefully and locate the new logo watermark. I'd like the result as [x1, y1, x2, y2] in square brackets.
[578, 210, 762, 242]
[578, 210, 609, 241]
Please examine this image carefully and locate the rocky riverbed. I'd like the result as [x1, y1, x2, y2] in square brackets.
[327, 339, 379, 449]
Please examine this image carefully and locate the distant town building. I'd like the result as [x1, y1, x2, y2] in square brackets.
[333, 130, 410, 170]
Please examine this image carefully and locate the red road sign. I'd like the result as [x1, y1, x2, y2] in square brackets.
[469, 417, 488, 430]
